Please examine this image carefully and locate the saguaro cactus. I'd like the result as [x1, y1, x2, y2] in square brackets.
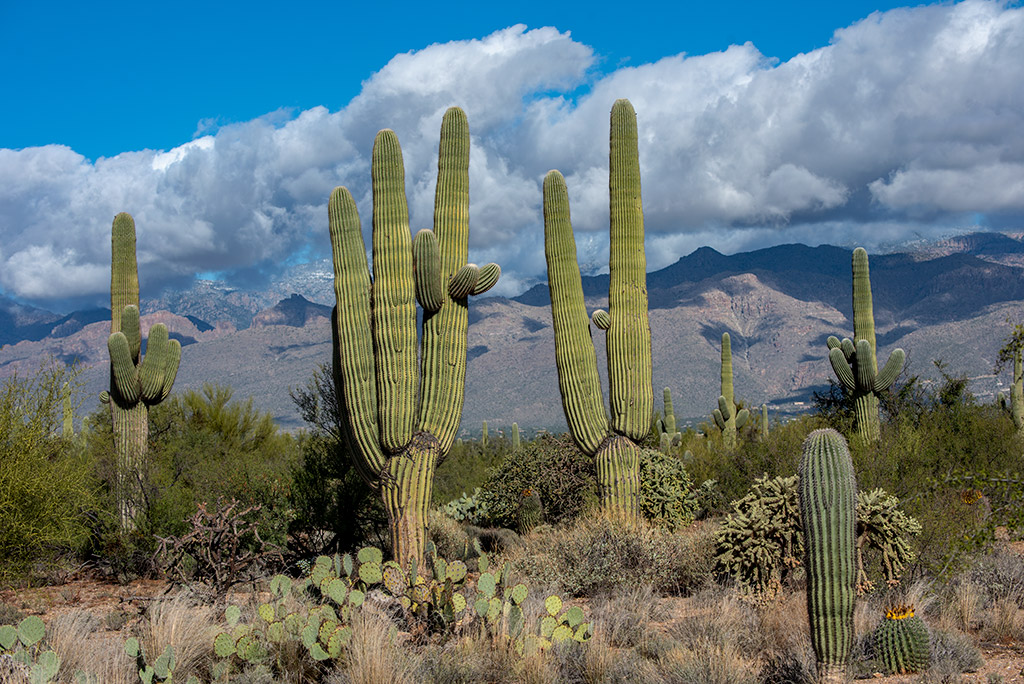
[827, 248, 904, 444]
[713, 333, 748, 449]
[760, 403, 769, 440]
[543, 99, 652, 519]
[996, 322, 1024, 434]
[511, 422, 521, 451]
[105, 213, 181, 528]
[657, 387, 682, 453]
[328, 107, 499, 570]
[799, 428, 857, 683]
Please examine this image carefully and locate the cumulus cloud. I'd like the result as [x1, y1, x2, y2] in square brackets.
[2, 3, 1023, 308]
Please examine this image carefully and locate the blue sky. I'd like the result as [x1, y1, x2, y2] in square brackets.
[2, 1, 1023, 310]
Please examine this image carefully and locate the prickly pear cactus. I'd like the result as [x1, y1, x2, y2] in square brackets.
[799, 428, 857, 683]
[543, 99, 652, 519]
[873, 605, 930, 674]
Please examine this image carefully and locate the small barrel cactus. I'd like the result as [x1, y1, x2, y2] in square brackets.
[873, 605, 930, 674]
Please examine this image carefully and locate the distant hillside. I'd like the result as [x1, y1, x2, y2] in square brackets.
[4, 233, 1024, 433]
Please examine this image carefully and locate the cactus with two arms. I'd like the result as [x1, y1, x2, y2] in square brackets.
[827, 248, 904, 444]
[328, 108, 499, 569]
[542, 99, 652, 520]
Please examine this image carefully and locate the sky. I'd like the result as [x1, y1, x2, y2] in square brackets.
[2, 0, 1023, 312]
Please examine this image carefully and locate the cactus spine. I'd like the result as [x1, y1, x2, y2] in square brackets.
[827, 248, 904, 444]
[657, 387, 682, 453]
[328, 108, 499, 570]
[872, 605, 930, 674]
[107, 213, 181, 528]
[543, 99, 652, 519]
[799, 428, 857, 683]
[712, 333, 748, 449]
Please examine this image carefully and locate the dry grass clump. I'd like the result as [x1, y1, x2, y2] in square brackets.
[329, 609, 420, 684]
[48, 609, 133, 684]
[505, 512, 715, 597]
[136, 593, 217, 681]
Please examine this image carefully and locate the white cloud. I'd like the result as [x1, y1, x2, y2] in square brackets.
[1, 3, 1023, 306]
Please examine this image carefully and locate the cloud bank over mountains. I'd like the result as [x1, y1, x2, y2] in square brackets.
[2, 1, 1023, 307]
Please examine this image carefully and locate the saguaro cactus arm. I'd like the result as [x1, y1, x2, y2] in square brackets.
[543, 170, 610, 455]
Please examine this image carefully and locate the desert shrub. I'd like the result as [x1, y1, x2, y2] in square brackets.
[433, 436, 510, 505]
[289, 365, 388, 556]
[479, 433, 597, 528]
[638, 448, 696, 531]
[0, 361, 94, 580]
[508, 512, 715, 596]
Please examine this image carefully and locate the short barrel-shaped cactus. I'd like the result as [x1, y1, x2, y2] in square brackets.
[873, 605, 930, 674]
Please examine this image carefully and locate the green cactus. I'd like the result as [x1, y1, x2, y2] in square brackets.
[542, 99, 652, 520]
[760, 403, 769, 440]
[482, 420, 488, 448]
[106, 213, 181, 528]
[799, 428, 857, 683]
[328, 108, 498, 570]
[656, 387, 683, 454]
[0, 615, 61, 684]
[511, 422, 520, 451]
[712, 333, 748, 449]
[996, 322, 1024, 433]
[516, 488, 543, 535]
[827, 248, 905, 444]
[872, 605, 930, 675]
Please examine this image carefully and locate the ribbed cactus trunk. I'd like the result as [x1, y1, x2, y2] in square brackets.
[712, 333, 748, 449]
[512, 422, 520, 451]
[1012, 349, 1024, 432]
[799, 428, 857, 683]
[329, 108, 499, 571]
[106, 213, 181, 530]
[657, 387, 682, 453]
[543, 99, 652, 520]
[827, 248, 904, 444]
[760, 403, 769, 440]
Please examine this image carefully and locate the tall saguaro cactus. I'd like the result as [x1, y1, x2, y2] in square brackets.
[657, 387, 682, 453]
[543, 99, 652, 519]
[713, 332, 748, 449]
[106, 213, 181, 528]
[329, 107, 499, 570]
[799, 428, 857, 683]
[827, 248, 904, 443]
[996, 322, 1024, 434]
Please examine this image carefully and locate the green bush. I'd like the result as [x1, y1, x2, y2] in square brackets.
[0, 361, 94, 581]
[433, 435, 510, 505]
[479, 434, 597, 528]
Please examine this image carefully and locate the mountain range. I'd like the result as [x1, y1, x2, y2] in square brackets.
[3, 232, 1023, 433]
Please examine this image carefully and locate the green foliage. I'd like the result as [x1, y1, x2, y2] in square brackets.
[0, 361, 94, 580]
[288, 364, 388, 556]
[433, 436, 508, 505]
[715, 474, 920, 600]
[81, 382, 299, 576]
[479, 433, 597, 529]
[124, 637, 198, 683]
[440, 488, 490, 526]
[637, 447, 696, 531]
[872, 606, 930, 675]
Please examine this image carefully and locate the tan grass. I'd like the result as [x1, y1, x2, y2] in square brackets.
[945, 579, 982, 633]
[136, 592, 217, 681]
[330, 609, 419, 684]
[48, 608, 133, 684]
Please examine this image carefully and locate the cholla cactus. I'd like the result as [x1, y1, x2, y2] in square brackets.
[873, 605, 930, 674]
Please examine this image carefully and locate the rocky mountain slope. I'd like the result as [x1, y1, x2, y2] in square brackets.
[3, 235, 1023, 433]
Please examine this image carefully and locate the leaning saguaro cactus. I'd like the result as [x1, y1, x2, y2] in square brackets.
[827, 248, 904, 444]
[799, 428, 857, 683]
[106, 213, 181, 528]
[328, 108, 499, 570]
[713, 333, 748, 449]
[543, 99, 652, 519]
